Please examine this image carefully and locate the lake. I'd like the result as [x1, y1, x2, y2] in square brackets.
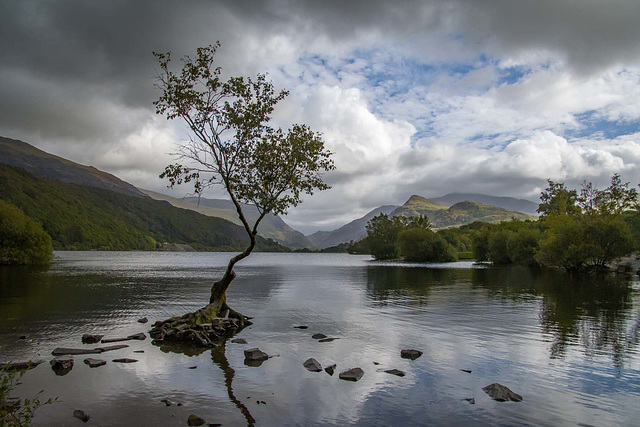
[1, 251, 639, 426]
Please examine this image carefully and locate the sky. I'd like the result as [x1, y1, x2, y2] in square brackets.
[2, 0, 640, 234]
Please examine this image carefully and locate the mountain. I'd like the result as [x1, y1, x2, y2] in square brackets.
[306, 205, 399, 249]
[431, 192, 539, 215]
[0, 136, 147, 198]
[0, 164, 287, 252]
[309, 195, 535, 249]
[142, 189, 312, 250]
[0, 136, 310, 249]
[390, 195, 448, 217]
[391, 195, 533, 227]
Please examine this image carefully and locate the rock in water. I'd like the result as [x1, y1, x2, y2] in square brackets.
[311, 333, 327, 339]
[384, 369, 405, 377]
[303, 358, 323, 372]
[339, 367, 364, 382]
[81, 334, 103, 344]
[293, 325, 308, 329]
[112, 358, 138, 363]
[50, 357, 74, 375]
[324, 364, 336, 376]
[482, 383, 523, 402]
[0, 360, 44, 371]
[400, 349, 423, 360]
[243, 348, 269, 361]
[231, 338, 248, 344]
[73, 409, 90, 422]
[187, 414, 206, 426]
[137, 317, 149, 323]
[83, 358, 106, 368]
[318, 337, 338, 342]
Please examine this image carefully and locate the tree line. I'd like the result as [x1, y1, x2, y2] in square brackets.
[353, 174, 640, 273]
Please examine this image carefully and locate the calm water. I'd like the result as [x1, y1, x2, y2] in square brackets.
[1, 252, 639, 426]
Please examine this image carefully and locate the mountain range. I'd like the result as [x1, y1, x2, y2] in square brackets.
[0, 135, 540, 251]
[307, 195, 535, 249]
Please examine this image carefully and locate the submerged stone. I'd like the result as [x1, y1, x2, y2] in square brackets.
[231, 338, 248, 344]
[112, 358, 138, 363]
[311, 333, 327, 339]
[187, 414, 206, 426]
[318, 337, 338, 342]
[52, 347, 100, 356]
[339, 367, 364, 382]
[243, 348, 269, 361]
[50, 357, 74, 375]
[73, 409, 91, 422]
[0, 360, 44, 371]
[83, 358, 106, 368]
[137, 317, 149, 323]
[482, 383, 523, 402]
[303, 358, 323, 372]
[81, 334, 103, 344]
[293, 325, 308, 329]
[384, 369, 405, 377]
[400, 349, 423, 360]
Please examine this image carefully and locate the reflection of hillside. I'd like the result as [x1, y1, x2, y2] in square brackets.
[365, 266, 474, 307]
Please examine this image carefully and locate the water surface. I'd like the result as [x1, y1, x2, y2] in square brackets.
[1, 252, 639, 426]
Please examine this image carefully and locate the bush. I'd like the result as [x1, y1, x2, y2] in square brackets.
[0, 200, 53, 265]
[397, 227, 457, 262]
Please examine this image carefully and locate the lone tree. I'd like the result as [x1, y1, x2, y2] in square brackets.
[149, 43, 334, 346]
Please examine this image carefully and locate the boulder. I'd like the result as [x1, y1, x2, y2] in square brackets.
[311, 333, 327, 339]
[482, 383, 523, 402]
[187, 414, 206, 426]
[50, 357, 74, 375]
[73, 409, 90, 422]
[81, 334, 103, 344]
[324, 364, 336, 376]
[400, 349, 423, 360]
[83, 358, 106, 368]
[384, 369, 405, 377]
[231, 338, 248, 344]
[303, 358, 322, 372]
[243, 348, 269, 361]
[339, 367, 364, 382]
[137, 317, 149, 323]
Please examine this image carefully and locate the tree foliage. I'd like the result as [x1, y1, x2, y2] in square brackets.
[0, 200, 52, 265]
[1, 365, 56, 426]
[154, 43, 334, 303]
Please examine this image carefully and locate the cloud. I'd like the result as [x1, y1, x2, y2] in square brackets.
[2, 0, 640, 232]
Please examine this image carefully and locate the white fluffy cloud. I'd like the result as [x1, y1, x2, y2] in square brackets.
[3, 1, 640, 233]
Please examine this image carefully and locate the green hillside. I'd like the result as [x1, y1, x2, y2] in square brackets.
[392, 198, 533, 228]
[392, 195, 448, 217]
[0, 164, 287, 252]
[142, 189, 312, 249]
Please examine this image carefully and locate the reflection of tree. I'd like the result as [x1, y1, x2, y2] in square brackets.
[210, 341, 256, 426]
[535, 272, 634, 366]
[365, 266, 467, 308]
[472, 266, 639, 365]
[157, 341, 255, 426]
